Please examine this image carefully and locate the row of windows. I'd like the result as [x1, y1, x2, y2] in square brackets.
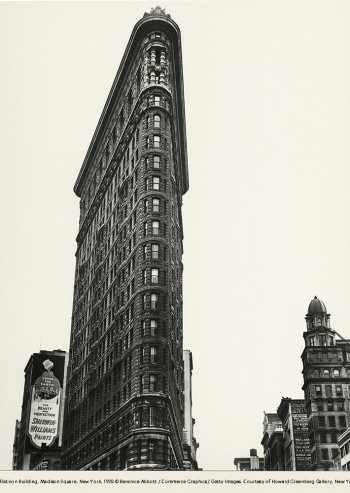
[146, 134, 167, 150]
[314, 384, 344, 397]
[312, 368, 350, 379]
[140, 346, 166, 365]
[145, 176, 167, 192]
[143, 243, 164, 260]
[141, 319, 165, 337]
[314, 399, 346, 412]
[146, 113, 163, 129]
[309, 334, 335, 346]
[145, 154, 165, 169]
[142, 268, 166, 286]
[142, 292, 161, 310]
[314, 415, 347, 428]
[143, 220, 166, 236]
[140, 373, 165, 393]
[316, 431, 341, 444]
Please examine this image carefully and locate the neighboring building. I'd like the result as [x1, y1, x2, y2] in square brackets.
[233, 449, 264, 471]
[337, 427, 350, 471]
[183, 350, 199, 470]
[277, 398, 312, 470]
[301, 296, 350, 470]
[15, 350, 68, 470]
[62, 7, 190, 470]
[12, 420, 21, 470]
[261, 413, 285, 470]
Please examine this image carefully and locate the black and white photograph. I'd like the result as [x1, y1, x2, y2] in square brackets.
[1, 0, 350, 490]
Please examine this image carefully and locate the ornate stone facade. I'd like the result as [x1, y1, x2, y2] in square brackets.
[62, 9, 189, 470]
[301, 297, 350, 470]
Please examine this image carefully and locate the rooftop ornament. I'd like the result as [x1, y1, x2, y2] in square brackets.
[144, 6, 171, 18]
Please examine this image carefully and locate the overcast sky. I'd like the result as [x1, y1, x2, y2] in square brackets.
[1, 0, 350, 472]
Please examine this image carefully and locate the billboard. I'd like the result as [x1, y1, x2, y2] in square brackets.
[25, 352, 67, 452]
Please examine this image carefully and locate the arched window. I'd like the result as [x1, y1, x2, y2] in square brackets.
[323, 369, 330, 378]
[333, 369, 340, 378]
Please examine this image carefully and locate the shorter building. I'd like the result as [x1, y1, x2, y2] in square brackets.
[183, 350, 199, 470]
[277, 398, 312, 470]
[234, 449, 264, 471]
[301, 297, 350, 470]
[15, 349, 68, 470]
[337, 427, 350, 471]
[12, 420, 21, 470]
[261, 413, 285, 470]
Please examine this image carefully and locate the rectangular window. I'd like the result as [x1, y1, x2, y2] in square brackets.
[149, 374, 157, 391]
[319, 334, 326, 346]
[327, 400, 334, 411]
[153, 155, 160, 168]
[154, 135, 160, 148]
[150, 319, 158, 336]
[321, 448, 328, 461]
[330, 432, 338, 443]
[150, 347, 157, 363]
[315, 385, 322, 396]
[339, 416, 346, 428]
[151, 268, 159, 284]
[325, 385, 332, 397]
[154, 95, 160, 106]
[328, 416, 336, 427]
[151, 293, 158, 309]
[152, 221, 159, 235]
[152, 177, 160, 190]
[154, 114, 160, 128]
[336, 385, 342, 396]
[143, 269, 147, 284]
[151, 244, 159, 259]
[152, 198, 160, 212]
[149, 407, 156, 427]
[318, 416, 326, 427]
[338, 400, 344, 411]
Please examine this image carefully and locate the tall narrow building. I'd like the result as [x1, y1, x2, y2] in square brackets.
[301, 296, 350, 470]
[62, 7, 189, 470]
[277, 398, 312, 471]
[15, 349, 68, 470]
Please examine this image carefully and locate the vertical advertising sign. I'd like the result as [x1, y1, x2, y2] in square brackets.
[25, 353, 66, 451]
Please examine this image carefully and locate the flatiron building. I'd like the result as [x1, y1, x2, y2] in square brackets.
[62, 7, 190, 470]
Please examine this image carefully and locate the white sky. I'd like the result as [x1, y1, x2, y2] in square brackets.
[1, 0, 350, 472]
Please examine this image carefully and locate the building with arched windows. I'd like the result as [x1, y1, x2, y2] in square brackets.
[61, 7, 196, 470]
[301, 296, 350, 470]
